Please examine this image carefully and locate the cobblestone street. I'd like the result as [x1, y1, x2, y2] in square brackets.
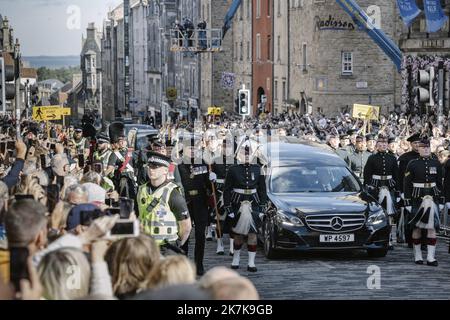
[195, 236, 450, 300]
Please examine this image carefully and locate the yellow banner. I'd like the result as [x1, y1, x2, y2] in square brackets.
[32, 106, 71, 121]
[352, 104, 380, 120]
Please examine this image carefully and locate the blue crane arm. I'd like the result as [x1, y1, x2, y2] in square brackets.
[222, 0, 242, 39]
[335, 0, 402, 72]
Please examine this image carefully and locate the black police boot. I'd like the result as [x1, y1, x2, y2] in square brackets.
[196, 263, 205, 276]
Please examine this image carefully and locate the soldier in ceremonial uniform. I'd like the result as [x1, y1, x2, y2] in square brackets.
[223, 138, 267, 272]
[397, 133, 421, 247]
[404, 137, 443, 266]
[346, 135, 370, 182]
[105, 122, 138, 200]
[204, 130, 236, 255]
[363, 134, 399, 250]
[177, 136, 213, 276]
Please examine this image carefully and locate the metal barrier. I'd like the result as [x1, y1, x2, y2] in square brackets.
[170, 28, 223, 52]
[439, 204, 450, 237]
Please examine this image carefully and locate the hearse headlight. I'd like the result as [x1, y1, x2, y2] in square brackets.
[276, 210, 304, 227]
[367, 210, 386, 226]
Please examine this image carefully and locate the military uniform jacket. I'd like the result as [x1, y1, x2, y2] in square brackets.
[178, 162, 211, 199]
[404, 157, 442, 201]
[363, 152, 399, 189]
[211, 154, 235, 184]
[397, 150, 419, 193]
[346, 150, 371, 178]
[223, 164, 267, 208]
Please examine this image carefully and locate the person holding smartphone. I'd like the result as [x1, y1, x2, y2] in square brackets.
[1, 139, 27, 189]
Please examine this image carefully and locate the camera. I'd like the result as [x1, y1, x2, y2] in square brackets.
[106, 219, 140, 238]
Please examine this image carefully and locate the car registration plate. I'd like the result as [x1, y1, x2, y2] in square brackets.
[320, 234, 354, 243]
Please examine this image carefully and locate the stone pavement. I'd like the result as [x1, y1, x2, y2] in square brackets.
[190, 235, 450, 300]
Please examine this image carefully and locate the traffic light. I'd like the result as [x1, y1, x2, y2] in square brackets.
[417, 67, 435, 113]
[0, 56, 16, 113]
[238, 89, 250, 116]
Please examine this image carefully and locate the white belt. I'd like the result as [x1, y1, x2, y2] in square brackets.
[372, 175, 393, 180]
[413, 182, 436, 188]
[233, 188, 257, 195]
[216, 179, 225, 184]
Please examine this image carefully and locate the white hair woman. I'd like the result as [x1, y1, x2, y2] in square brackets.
[37, 248, 91, 300]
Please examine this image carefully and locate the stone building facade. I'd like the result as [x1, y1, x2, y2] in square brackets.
[273, 0, 289, 115]
[129, 0, 149, 116]
[80, 23, 103, 120]
[253, 0, 273, 115]
[289, 0, 400, 116]
[199, 0, 234, 114]
[231, 0, 253, 115]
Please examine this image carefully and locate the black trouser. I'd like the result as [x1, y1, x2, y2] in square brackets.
[181, 193, 209, 268]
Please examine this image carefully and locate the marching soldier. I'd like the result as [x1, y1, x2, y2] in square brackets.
[363, 134, 399, 250]
[204, 130, 235, 256]
[397, 133, 421, 247]
[404, 137, 443, 266]
[223, 137, 267, 272]
[105, 122, 138, 200]
[136, 151, 192, 255]
[346, 135, 370, 182]
[177, 136, 213, 276]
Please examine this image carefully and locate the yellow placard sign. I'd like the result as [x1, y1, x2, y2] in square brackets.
[352, 104, 380, 120]
[166, 87, 177, 101]
[208, 107, 222, 116]
[32, 106, 71, 121]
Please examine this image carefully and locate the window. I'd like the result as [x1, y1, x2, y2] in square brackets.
[240, 42, 243, 61]
[302, 43, 307, 71]
[274, 80, 278, 101]
[256, 34, 261, 60]
[282, 81, 286, 101]
[256, 0, 261, 18]
[277, 0, 281, 16]
[277, 35, 281, 62]
[247, 41, 250, 60]
[270, 166, 361, 193]
[267, 35, 271, 61]
[247, 0, 250, 18]
[240, 0, 244, 20]
[342, 52, 353, 75]
[267, 0, 271, 17]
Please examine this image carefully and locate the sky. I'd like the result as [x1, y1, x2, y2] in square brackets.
[0, 0, 122, 56]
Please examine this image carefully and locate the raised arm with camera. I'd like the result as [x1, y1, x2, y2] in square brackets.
[2, 139, 27, 189]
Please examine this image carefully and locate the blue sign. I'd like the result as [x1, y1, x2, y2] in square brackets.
[423, 0, 449, 33]
[396, 0, 422, 26]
